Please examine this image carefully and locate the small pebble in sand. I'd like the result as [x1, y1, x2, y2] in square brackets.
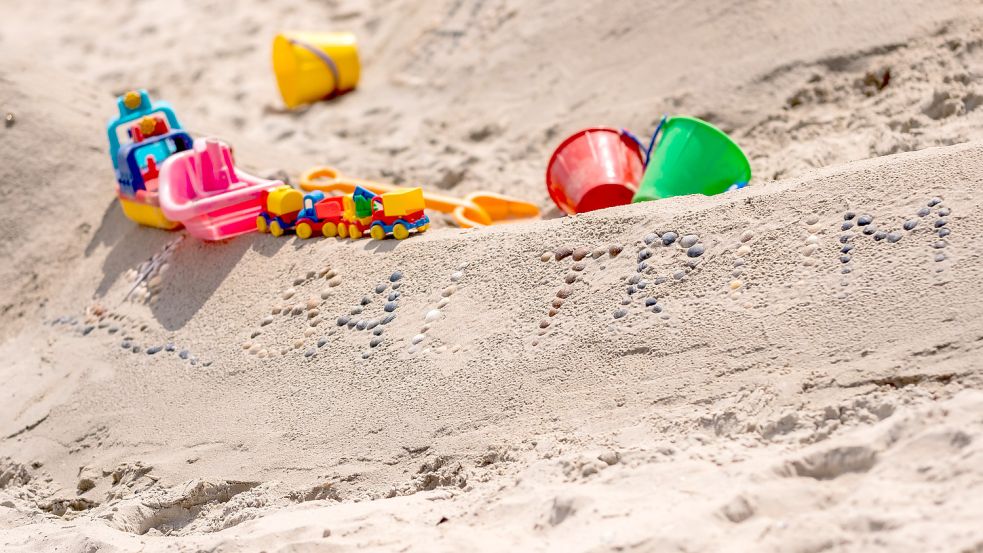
[373, 327, 384, 336]
[841, 244, 854, 253]
[242, 341, 253, 350]
[381, 314, 397, 325]
[838, 234, 853, 244]
[592, 248, 606, 259]
[917, 207, 930, 217]
[572, 262, 586, 272]
[644, 298, 658, 307]
[935, 253, 946, 262]
[552, 297, 564, 309]
[673, 270, 686, 280]
[932, 241, 946, 249]
[636, 280, 647, 289]
[643, 233, 658, 245]
[661, 232, 678, 246]
[841, 267, 852, 274]
[554, 246, 573, 261]
[290, 305, 304, 316]
[328, 277, 342, 287]
[392, 282, 403, 290]
[928, 197, 942, 207]
[390, 271, 403, 282]
[613, 309, 628, 319]
[304, 348, 316, 358]
[628, 274, 641, 285]
[251, 330, 262, 339]
[557, 286, 573, 299]
[307, 297, 321, 310]
[729, 280, 743, 290]
[873, 231, 887, 241]
[637, 249, 652, 263]
[179, 350, 189, 359]
[360, 296, 372, 306]
[564, 273, 577, 284]
[938, 207, 951, 217]
[165, 343, 175, 352]
[121, 341, 132, 350]
[608, 244, 623, 257]
[442, 285, 458, 297]
[258, 349, 268, 358]
[326, 269, 337, 279]
[938, 228, 950, 238]
[317, 337, 328, 347]
[857, 214, 873, 226]
[365, 319, 379, 330]
[350, 306, 363, 315]
[538, 319, 552, 329]
[733, 258, 746, 267]
[375, 283, 388, 294]
[337, 316, 350, 326]
[450, 271, 464, 282]
[261, 315, 274, 326]
[843, 212, 855, 221]
[384, 302, 398, 312]
[626, 285, 637, 295]
[411, 334, 427, 346]
[801, 244, 818, 256]
[740, 230, 754, 242]
[572, 247, 590, 261]
[637, 262, 648, 272]
[653, 276, 668, 284]
[108, 326, 119, 334]
[540, 252, 554, 262]
[293, 340, 304, 349]
[886, 232, 903, 243]
[687, 244, 705, 258]
[620, 297, 631, 305]
[370, 337, 383, 348]
[934, 219, 948, 228]
[293, 277, 306, 286]
[903, 220, 918, 231]
[131, 346, 142, 354]
[679, 235, 699, 248]
[805, 214, 820, 225]
[839, 255, 851, 264]
[805, 235, 820, 245]
[318, 266, 331, 277]
[841, 221, 854, 231]
[437, 297, 450, 308]
[283, 288, 296, 300]
[356, 320, 368, 331]
[732, 268, 743, 277]
[425, 309, 442, 323]
[146, 345, 162, 355]
[737, 245, 751, 256]
[652, 304, 664, 313]
[862, 225, 877, 236]
[317, 290, 330, 301]
[388, 291, 400, 301]
[548, 307, 559, 317]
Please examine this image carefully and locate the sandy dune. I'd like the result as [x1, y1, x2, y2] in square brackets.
[2, 0, 983, 551]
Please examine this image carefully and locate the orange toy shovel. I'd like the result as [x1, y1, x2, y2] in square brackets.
[299, 166, 540, 228]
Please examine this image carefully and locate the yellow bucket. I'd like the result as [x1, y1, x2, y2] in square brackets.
[119, 197, 182, 230]
[272, 32, 360, 109]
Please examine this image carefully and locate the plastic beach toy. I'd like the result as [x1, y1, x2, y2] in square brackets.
[107, 90, 185, 229]
[546, 128, 646, 215]
[632, 116, 751, 203]
[272, 32, 360, 108]
[158, 138, 283, 241]
[366, 187, 430, 240]
[299, 167, 539, 228]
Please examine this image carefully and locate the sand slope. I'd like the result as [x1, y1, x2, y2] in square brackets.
[2, 0, 983, 551]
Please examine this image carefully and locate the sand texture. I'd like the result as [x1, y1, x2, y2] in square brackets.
[2, 1, 983, 551]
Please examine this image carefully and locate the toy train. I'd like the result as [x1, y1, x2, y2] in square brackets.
[256, 184, 430, 240]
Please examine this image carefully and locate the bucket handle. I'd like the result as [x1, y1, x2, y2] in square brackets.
[288, 38, 342, 99]
[621, 115, 668, 167]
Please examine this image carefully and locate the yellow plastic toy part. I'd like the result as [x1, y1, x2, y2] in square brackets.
[381, 188, 425, 217]
[272, 32, 360, 109]
[299, 166, 540, 229]
[123, 90, 143, 110]
[119, 197, 182, 230]
[266, 185, 303, 216]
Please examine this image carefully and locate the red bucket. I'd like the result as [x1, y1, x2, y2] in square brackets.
[546, 127, 645, 215]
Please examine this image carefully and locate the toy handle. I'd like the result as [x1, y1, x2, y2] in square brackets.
[621, 114, 668, 167]
[288, 38, 341, 99]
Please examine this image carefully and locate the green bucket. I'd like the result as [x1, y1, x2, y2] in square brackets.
[632, 116, 751, 203]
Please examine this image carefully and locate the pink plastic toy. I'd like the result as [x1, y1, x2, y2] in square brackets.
[158, 138, 283, 241]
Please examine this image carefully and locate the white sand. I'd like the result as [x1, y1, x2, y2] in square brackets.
[2, 1, 983, 551]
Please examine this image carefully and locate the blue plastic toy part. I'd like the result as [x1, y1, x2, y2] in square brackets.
[107, 89, 183, 172]
[116, 131, 194, 196]
[370, 214, 430, 235]
[297, 191, 327, 220]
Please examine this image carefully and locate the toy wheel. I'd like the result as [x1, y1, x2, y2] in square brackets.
[370, 225, 386, 241]
[349, 224, 363, 239]
[270, 220, 285, 237]
[338, 223, 348, 239]
[322, 222, 337, 238]
[256, 216, 268, 233]
[392, 223, 410, 240]
[296, 222, 313, 239]
[418, 223, 430, 233]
